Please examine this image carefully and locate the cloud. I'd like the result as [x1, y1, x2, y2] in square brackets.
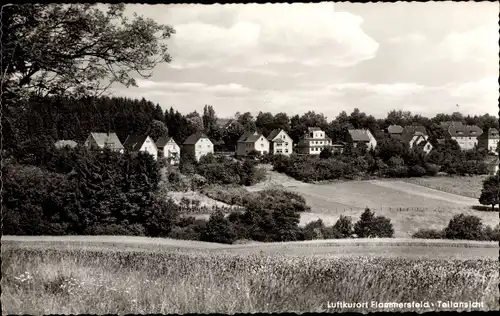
[165, 3, 379, 69]
[387, 33, 426, 43]
[135, 79, 252, 96]
[435, 25, 498, 63]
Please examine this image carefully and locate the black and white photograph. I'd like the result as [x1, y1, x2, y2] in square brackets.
[1, 1, 499, 314]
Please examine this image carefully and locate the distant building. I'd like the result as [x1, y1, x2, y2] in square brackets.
[297, 127, 332, 155]
[84, 132, 124, 153]
[386, 125, 404, 138]
[331, 141, 346, 154]
[237, 131, 270, 156]
[54, 140, 78, 149]
[348, 129, 377, 150]
[156, 136, 180, 165]
[266, 129, 293, 155]
[182, 133, 214, 162]
[446, 123, 483, 151]
[478, 128, 499, 155]
[123, 134, 158, 160]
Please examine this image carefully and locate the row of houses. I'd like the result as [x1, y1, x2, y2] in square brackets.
[54, 122, 500, 165]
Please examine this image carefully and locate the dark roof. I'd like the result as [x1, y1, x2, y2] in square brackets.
[89, 132, 124, 150]
[403, 125, 428, 135]
[441, 121, 464, 130]
[348, 129, 371, 142]
[238, 131, 264, 143]
[183, 133, 210, 145]
[308, 127, 322, 132]
[266, 129, 281, 141]
[448, 124, 483, 137]
[156, 136, 176, 148]
[387, 125, 403, 134]
[54, 140, 78, 149]
[123, 134, 149, 151]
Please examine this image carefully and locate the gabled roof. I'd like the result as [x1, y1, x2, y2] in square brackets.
[441, 121, 464, 130]
[387, 125, 403, 134]
[238, 131, 264, 143]
[348, 129, 371, 142]
[403, 125, 428, 135]
[123, 134, 149, 151]
[89, 132, 124, 150]
[486, 128, 499, 138]
[448, 124, 483, 137]
[183, 132, 210, 145]
[156, 136, 176, 148]
[273, 138, 285, 143]
[266, 129, 281, 141]
[54, 140, 78, 149]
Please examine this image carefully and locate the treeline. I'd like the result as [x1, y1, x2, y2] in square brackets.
[270, 136, 489, 183]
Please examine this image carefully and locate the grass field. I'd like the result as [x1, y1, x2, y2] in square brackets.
[402, 175, 488, 199]
[2, 236, 498, 314]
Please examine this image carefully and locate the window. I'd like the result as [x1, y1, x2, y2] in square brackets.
[261, 143, 264, 147]
[285, 142, 288, 146]
[277, 143, 282, 147]
[285, 149, 289, 153]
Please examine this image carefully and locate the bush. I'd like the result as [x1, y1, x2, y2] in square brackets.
[482, 224, 499, 242]
[331, 215, 353, 238]
[424, 163, 439, 176]
[412, 228, 444, 239]
[169, 217, 207, 241]
[302, 219, 327, 240]
[443, 213, 485, 240]
[200, 210, 237, 244]
[408, 165, 427, 177]
[84, 223, 146, 236]
[353, 208, 394, 238]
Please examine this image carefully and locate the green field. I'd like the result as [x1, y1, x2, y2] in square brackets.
[2, 236, 498, 314]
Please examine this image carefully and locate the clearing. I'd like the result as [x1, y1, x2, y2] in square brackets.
[191, 166, 498, 238]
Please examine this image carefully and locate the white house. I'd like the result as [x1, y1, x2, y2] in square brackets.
[297, 127, 332, 155]
[84, 132, 124, 153]
[237, 131, 270, 156]
[446, 122, 483, 151]
[182, 133, 214, 161]
[266, 129, 293, 155]
[156, 136, 180, 164]
[123, 134, 158, 160]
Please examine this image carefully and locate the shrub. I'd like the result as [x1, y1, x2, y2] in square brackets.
[443, 213, 485, 240]
[353, 208, 394, 238]
[319, 147, 333, 159]
[302, 219, 327, 240]
[424, 163, 439, 176]
[84, 223, 146, 236]
[200, 210, 237, 244]
[408, 165, 427, 177]
[169, 217, 207, 241]
[331, 215, 353, 238]
[412, 228, 444, 239]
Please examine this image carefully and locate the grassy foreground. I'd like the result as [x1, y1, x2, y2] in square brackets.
[2, 239, 499, 314]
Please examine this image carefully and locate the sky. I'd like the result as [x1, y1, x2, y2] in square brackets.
[110, 2, 499, 120]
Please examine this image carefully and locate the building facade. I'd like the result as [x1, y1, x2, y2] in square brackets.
[348, 129, 377, 150]
[237, 131, 270, 156]
[182, 133, 214, 162]
[267, 129, 293, 155]
[297, 127, 332, 155]
[156, 136, 181, 164]
[123, 135, 158, 160]
[447, 123, 483, 151]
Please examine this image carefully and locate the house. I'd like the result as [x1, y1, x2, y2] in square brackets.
[54, 140, 78, 149]
[156, 136, 181, 164]
[182, 132, 214, 161]
[297, 127, 332, 155]
[348, 129, 377, 150]
[331, 141, 346, 154]
[266, 129, 293, 156]
[478, 128, 499, 155]
[123, 134, 158, 160]
[401, 126, 429, 147]
[447, 123, 483, 151]
[386, 125, 403, 138]
[84, 132, 124, 153]
[236, 131, 270, 156]
[414, 138, 434, 154]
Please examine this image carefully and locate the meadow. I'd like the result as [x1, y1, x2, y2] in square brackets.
[2, 237, 498, 314]
[402, 175, 488, 199]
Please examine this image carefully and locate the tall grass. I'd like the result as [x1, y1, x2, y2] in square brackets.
[2, 246, 498, 314]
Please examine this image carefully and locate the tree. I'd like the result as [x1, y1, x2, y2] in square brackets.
[237, 112, 256, 132]
[153, 104, 165, 122]
[353, 208, 376, 238]
[201, 210, 237, 244]
[202, 105, 218, 135]
[319, 147, 333, 159]
[443, 214, 485, 240]
[479, 175, 500, 211]
[2, 3, 175, 101]
[148, 120, 168, 142]
[273, 112, 291, 132]
[332, 215, 353, 238]
[256, 111, 275, 136]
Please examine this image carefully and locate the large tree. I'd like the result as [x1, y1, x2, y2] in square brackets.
[1, 3, 175, 101]
[479, 175, 500, 211]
